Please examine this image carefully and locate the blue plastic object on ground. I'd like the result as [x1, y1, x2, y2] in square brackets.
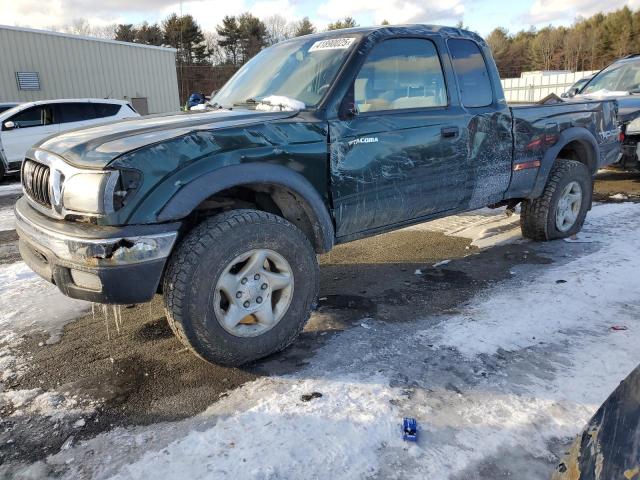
[402, 417, 418, 442]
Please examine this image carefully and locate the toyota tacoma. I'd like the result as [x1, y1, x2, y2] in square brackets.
[15, 25, 621, 366]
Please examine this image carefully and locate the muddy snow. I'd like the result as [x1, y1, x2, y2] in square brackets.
[0, 202, 634, 479]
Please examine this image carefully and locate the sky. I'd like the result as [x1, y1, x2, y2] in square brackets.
[1, 0, 640, 37]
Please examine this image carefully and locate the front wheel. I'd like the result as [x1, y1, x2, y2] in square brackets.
[163, 209, 319, 366]
[520, 159, 593, 241]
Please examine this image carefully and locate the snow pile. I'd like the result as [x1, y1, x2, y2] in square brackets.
[255, 95, 305, 112]
[412, 207, 522, 248]
[112, 378, 395, 480]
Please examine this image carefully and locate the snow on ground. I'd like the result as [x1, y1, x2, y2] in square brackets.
[413, 207, 523, 248]
[0, 205, 14, 231]
[0, 263, 94, 430]
[0, 262, 90, 343]
[0, 262, 89, 391]
[0, 182, 22, 196]
[18, 202, 638, 480]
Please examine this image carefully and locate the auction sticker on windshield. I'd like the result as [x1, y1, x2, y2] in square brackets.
[309, 38, 356, 52]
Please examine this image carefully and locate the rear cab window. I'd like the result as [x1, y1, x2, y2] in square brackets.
[354, 38, 447, 113]
[448, 38, 493, 107]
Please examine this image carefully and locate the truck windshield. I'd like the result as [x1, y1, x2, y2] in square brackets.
[212, 36, 360, 109]
[582, 61, 640, 94]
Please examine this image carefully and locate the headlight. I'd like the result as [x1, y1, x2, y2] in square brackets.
[62, 171, 119, 214]
[626, 117, 640, 134]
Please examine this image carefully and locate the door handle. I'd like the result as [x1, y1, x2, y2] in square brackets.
[441, 126, 459, 138]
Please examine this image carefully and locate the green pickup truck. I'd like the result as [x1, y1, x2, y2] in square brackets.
[15, 25, 621, 365]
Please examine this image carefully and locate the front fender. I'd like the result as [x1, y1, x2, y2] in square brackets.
[156, 163, 335, 252]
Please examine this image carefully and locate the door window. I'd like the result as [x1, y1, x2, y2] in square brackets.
[57, 103, 99, 123]
[6, 106, 54, 129]
[354, 38, 447, 113]
[448, 39, 493, 107]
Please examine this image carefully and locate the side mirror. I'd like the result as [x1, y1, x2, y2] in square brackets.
[565, 87, 579, 98]
[3, 120, 15, 130]
[345, 103, 359, 118]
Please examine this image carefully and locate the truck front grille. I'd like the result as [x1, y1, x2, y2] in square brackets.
[22, 159, 52, 208]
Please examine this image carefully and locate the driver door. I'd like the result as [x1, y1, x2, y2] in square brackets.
[328, 37, 469, 238]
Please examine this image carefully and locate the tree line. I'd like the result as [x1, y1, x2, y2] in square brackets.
[487, 6, 640, 77]
[51, 6, 640, 100]
[111, 14, 361, 67]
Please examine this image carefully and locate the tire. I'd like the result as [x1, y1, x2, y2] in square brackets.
[163, 209, 319, 366]
[0, 162, 5, 183]
[520, 159, 593, 241]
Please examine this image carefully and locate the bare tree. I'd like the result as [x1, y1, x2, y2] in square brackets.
[204, 31, 227, 65]
[58, 18, 116, 39]
[263, 15, 294, 45]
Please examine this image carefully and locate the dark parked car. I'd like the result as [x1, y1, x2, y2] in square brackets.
[573, 54, 640, 169]
[186, 92, 206, 109]
[561, 74, 595, 98]
[15, 25, 621, 366]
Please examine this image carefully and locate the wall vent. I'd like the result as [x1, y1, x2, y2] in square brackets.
[16, 72, 40, 91]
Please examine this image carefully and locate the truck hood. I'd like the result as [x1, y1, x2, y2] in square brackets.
[572, 93, 640, 123]
[35, 109, 298, 168]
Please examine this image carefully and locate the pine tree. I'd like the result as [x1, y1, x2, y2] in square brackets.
[238, 13, 268, 63]
[114, 24, 137, 43]
[327, 17, 358, 31]
[162, 14, 210, 65]
[295, 17, 316, 36]
[217, 16, 242, 65]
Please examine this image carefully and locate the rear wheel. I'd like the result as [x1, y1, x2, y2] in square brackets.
[520, 159, 592, 241]
[163, 209, 319, 366]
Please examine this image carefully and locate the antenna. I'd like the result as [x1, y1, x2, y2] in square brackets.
[179, 0, 186, 108]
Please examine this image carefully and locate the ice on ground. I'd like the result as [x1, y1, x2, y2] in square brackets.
[411, 207, 523, 248]
[25, 202, 640, 480]
[0, 262, 90, 343]
[0, 205, 15, 231]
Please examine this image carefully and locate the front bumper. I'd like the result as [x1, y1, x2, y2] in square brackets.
[15, 197, 180, 304]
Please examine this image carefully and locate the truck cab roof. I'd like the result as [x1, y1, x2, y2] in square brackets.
[283, 23, 486, 46]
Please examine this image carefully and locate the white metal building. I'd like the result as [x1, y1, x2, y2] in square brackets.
[0, 25, 180, 114]
[501, 70, 599, 103]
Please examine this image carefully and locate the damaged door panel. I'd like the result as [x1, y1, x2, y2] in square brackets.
[329, 37, 469, 238]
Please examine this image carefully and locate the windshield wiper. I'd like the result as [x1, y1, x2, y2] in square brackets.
[204, 101, 225, 109]
[233, 97, 260, 107]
